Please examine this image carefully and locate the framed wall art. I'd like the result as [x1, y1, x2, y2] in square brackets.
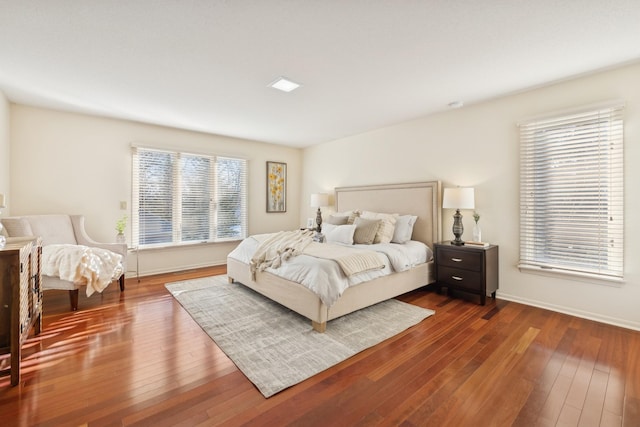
[266, 161, 287, 212]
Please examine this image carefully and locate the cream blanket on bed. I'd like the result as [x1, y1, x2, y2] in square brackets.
[304, 242, 385, 277]
[250, 230, 315, 279]
[250, 230, 385, 279]
[42, 244, 124, 297]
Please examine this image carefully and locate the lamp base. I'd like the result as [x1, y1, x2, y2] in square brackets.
[451, 209, 465, 246]
[315, 207, 323, 233]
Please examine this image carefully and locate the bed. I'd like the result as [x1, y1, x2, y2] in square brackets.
[227, 181, 442, 332]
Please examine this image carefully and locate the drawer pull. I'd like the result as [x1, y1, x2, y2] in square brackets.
[451, 258, 463, 262]
[451, 276, 463, 281]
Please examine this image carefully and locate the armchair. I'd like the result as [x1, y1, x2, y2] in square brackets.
[1, 214, 126, 311]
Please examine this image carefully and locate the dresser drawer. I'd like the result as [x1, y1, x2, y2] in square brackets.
[437, 266, 483, 291]
[436, 247, 483, 272]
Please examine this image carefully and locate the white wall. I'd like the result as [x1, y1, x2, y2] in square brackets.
[0, 91, 9, 216]
[9, 105, 302, 276]
[302, 62, 640, 330]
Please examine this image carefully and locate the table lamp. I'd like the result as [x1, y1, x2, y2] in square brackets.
[442, 187, 475, 245]
[310, 193, 329, 232]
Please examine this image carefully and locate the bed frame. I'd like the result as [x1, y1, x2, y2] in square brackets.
[227, 181, 442, 332]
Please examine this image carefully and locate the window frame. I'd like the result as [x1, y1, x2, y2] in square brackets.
[518, 101, 624, 284]
[131, 146, 248, 249]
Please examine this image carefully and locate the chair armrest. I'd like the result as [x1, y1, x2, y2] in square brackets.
[70, 215, 127, 271]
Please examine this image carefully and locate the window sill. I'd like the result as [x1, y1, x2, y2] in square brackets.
[132, 239, 243, 252]
[517, 263, 624, 287]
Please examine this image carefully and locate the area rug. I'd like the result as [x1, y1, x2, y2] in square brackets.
[165, 275, 434, 397]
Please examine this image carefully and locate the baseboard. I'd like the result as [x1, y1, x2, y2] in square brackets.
[125, 258, 227, 279]
[497, 291, 640, 332]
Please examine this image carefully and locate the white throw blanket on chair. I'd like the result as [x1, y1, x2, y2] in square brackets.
[42, 244, 124, 297]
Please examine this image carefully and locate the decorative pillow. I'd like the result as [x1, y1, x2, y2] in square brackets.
[353, 217, 380, 245]
[330, 210, 361, 225]
[348, 210, 361, 224]
[391, 215, 418, 244]
[325, 215, 349, 225]
[360, 211, 398, 244]
[322, 223, 356, 245]
[1, 217, 34, 237]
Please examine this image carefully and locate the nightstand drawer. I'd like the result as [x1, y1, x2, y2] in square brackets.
[436, 248, 483, 272]
[437, 266, 483, 291]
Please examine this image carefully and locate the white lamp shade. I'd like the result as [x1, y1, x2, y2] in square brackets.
[442, 187, 475, 209]
[310, 193, 329, 208]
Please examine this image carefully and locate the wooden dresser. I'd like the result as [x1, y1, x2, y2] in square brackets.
[0, 237, 43, 386]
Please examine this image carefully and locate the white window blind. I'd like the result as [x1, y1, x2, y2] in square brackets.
[519, 102, 624, 281]
[132, 147, 247, 248]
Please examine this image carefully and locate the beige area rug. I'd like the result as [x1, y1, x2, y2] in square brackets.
[165, 275, 434, 398]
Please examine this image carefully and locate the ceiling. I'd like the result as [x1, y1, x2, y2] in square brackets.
[1, 1, 640, 148]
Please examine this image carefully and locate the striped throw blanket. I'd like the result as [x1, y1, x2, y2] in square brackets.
[304, 242, 385, 277]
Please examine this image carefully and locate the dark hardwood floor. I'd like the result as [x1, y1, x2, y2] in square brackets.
[1, 266, 639, 426]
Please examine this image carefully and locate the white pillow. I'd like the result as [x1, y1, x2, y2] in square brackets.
[322, 223, 356, 245]
[392, 215, 418, 243]
[322, 222, 335, 233]
[360, 211, 398, 244]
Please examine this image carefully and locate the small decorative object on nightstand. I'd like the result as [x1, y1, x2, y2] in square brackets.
[472, 211, 481, 242]
[434, 241, 498, 305]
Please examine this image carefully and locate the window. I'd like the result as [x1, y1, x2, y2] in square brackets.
[519, 102, 624, 282]
[132, 147, 247, 248]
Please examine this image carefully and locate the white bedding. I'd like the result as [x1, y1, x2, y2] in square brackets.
[227, 233, 432, 307]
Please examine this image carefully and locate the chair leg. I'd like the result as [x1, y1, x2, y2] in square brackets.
[69, 289, 79, 311]
[119, 274, 125, 291]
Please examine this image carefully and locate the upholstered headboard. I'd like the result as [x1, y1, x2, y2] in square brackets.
[334, 181, 442, 248]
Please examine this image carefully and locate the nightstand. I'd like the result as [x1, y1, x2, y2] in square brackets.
[434, 241, 499, 305]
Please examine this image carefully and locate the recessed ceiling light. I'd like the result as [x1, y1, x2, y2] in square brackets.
[269, 77, 301, 93]
[448, 101, 464, 108]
